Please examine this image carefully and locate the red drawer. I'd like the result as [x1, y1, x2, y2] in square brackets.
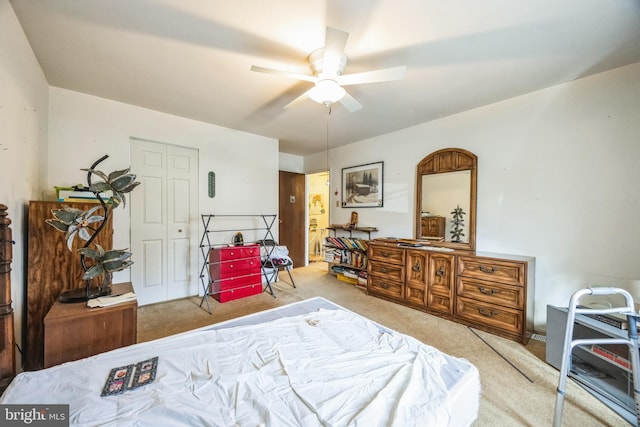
[216, 244, 260, 261]
[215, 258, 260, 278]
[213, 283, 262, 303]
[210, 272, 261, 292]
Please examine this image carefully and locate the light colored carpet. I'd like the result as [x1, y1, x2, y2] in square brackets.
[137, 262, 627, 426]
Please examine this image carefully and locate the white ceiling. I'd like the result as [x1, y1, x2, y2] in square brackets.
[10, 0, 640, 156]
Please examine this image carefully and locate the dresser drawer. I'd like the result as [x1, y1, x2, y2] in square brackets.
[215, 273, 261, 290]
[457, 256, 525, 286]
[456, 296, 522, 336]
[216, 258, 261, 277]
[368, 276, 403, 300]
[213, 282, 262, 303]
[457, 277, 524, 310]
[368, 245, 405, 265]
[216, 245, 260, 261]
[368, 261, 405, 282]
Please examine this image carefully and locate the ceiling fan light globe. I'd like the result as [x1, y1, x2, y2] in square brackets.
[308, 80, 346, 106]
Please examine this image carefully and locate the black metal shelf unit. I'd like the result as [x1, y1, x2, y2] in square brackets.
[199, 214, 278, 314]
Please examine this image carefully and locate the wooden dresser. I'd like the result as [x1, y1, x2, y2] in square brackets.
[44, 282, 137, 368]
[367, 239, 534, 344]
[209, 244, 262, 302]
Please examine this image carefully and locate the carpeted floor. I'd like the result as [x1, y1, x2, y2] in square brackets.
[137, 262, 627, 426]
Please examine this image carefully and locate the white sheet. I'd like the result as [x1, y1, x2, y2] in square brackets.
[2, 301, 480, 426]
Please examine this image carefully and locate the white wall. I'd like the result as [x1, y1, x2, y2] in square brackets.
[48, 87, 279, 284]
[0, 0, 49, 371]
[307, 62, 640, 331]
[279, 152, 303, 173]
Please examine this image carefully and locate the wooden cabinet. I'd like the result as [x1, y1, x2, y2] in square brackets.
[405, 250, 428, 306]
[426, 252, 456, 314]
[209, 244, 262, 303]
[456, 255, 532, 343]
[367, 240, 534, 344]
[44, 282, 137, 368]
[368, 245, 405, 300]
[368, 245, 456, 314]
[420, 216, 445, 239]
[26, 200, 113, 370]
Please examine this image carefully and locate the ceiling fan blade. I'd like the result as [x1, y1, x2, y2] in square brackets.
[250, 65, 316, 83]
[283, 90, 312, 110]
[339, 91, 362, 112]
[322, 26, 349, 76]
[337, 65, 407, 86]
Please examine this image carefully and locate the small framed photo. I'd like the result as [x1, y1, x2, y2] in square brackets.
[341, 162, 383, 208]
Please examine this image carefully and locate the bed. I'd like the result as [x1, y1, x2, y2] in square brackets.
[1, 297, 480, 426]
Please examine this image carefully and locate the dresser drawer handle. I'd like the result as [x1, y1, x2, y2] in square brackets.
[479, 266, 498, 274]
[435, 267, 445, 277]
[478, 308, 497, 317]
[381, 283, 389, 289]
[412, 262, 421, 272]
[478, 287, 499, 295]
[380, 267, 390, 273]
[381, 251, 391, 257]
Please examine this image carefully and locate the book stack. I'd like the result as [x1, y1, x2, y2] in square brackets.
[578, 305, 629, 330]
[324, 237, 368, 252]
[56, 186, 110, 203]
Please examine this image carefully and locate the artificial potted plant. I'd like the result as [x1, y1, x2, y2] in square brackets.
[450, 205, 466, 243]
[46, 154, 140, 302]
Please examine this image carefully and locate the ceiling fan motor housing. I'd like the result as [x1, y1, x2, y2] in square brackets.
[308, 48, 347, 77]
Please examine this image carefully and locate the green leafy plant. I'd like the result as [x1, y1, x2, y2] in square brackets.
[450, 205, 466, 243]
[46, 154, 140, 301]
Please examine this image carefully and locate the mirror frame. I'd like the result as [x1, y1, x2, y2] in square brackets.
[415, 148, 477, 251]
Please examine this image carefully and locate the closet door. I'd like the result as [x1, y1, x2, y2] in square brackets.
[130, 139, 198, 305]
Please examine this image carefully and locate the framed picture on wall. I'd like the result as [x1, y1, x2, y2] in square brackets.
[341, 161, 383, 208]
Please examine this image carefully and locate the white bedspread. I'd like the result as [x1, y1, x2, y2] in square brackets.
[3, 307, 479, 426]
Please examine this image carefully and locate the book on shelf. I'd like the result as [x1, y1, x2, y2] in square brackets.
[54, 186, 110, 202]
[589, 344, 631, 371]
[324, 236, 368, 251]
[578, 305, 629, 329]
[57, 189, 111, 202]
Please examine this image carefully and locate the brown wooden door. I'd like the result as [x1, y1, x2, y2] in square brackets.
[278, 171, 305, 268]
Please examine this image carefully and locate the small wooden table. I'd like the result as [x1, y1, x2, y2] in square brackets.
[44, 282, 137, 368]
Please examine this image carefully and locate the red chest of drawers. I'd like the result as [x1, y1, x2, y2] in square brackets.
[209, 244, 262, 302]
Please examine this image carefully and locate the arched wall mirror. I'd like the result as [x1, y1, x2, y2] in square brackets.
[415, 148, 477, 250]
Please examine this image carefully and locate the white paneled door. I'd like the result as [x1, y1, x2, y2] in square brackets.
[130, 139, 199, 305]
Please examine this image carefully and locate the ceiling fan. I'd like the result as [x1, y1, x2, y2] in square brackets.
[250, 26, 406, 112]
